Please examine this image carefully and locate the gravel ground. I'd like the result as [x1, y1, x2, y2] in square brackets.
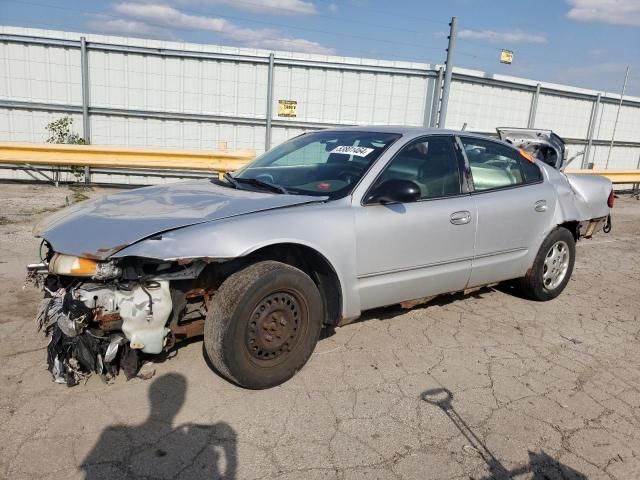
[0, 183, 639, 480]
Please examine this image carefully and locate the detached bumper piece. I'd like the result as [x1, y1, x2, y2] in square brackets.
[36, 291, 139, 386]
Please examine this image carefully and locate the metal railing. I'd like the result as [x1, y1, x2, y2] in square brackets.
[0, 142, 253, 172]
[564, 169, 640, 184]
[1, 142, 638, 188]
[0, 142, 253, 184]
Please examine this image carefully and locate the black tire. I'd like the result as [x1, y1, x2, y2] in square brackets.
[204, 261, 323, 389]
[516, 227, 576, 301]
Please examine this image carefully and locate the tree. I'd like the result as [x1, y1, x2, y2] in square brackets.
[45, 116, 86, 182]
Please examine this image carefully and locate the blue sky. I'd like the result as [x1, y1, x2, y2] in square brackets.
[2, 0, 639, 95]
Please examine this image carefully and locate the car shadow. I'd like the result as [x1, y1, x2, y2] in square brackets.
[365, 286, 497, 321]
[421, 387, 587, 480]
[494, 280, 532, 300]
[80, 373, 237, 479]
[320, 285, 498, 340]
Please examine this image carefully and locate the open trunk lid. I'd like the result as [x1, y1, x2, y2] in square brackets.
[497, 127, 567, 170]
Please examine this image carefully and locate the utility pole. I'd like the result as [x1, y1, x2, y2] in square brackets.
[606, 66, 629, 169]
[438, 16, 458, 128]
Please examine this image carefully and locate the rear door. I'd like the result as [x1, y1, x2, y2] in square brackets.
[459, 135, 555, 287]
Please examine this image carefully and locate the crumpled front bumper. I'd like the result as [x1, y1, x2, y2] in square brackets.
[34, 276, 173, 386]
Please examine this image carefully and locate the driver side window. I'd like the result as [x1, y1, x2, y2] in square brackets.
[372, 136, 462, 200]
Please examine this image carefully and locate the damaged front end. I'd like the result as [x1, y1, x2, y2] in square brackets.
[28, 246, 213, 386]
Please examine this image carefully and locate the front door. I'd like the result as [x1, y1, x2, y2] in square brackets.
[354, 135, 477, 310]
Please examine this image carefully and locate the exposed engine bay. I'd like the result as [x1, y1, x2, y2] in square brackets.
[28, 249, 215, 386]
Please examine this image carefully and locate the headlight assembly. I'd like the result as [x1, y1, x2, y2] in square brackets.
[48, 253, 121, 279]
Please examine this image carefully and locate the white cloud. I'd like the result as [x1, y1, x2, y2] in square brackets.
[111, 2, 334, 53]
[587, 48, 607, 58]
[181, 0, 317, 15]
[328, 3, 338, 12]
[87, 15, 173, 39]
[458, 29, 548, 44]
[567, 0, 640, 27]
[554, 62, 639, 96]
[115, 3, 225, 30]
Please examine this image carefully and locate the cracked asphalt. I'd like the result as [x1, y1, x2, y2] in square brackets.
[1, 183, 639, 479]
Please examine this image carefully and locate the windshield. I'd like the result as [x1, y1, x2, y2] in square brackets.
[233, 130, 402, 198]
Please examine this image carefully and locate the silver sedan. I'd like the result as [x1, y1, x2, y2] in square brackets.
[30, 127, 613, 388]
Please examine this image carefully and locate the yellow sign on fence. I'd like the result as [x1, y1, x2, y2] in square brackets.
[278, 100, 297, 117]
[500, 49, 514, 64]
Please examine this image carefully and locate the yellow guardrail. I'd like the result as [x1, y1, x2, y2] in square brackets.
[1, 143, 638, 184]
[0, 142, 255, 172]
[565, 169, 640, 184]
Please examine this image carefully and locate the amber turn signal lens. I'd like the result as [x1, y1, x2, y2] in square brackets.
[519, 148, 535, 163]
[48, 253, 98, 277]
[70, 257, 99, 275]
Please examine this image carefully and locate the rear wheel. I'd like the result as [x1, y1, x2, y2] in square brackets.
[204, 261, 323, 389]
[516, 227, 575, 301]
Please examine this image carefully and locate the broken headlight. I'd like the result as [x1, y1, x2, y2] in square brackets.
[48, 253, 121, 280]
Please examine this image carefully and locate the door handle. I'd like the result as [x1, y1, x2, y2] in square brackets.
[450, 211, 471, 225]
[534, 200, 548, 212]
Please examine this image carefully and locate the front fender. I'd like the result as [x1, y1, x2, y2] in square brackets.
[113, 202, 362, 318]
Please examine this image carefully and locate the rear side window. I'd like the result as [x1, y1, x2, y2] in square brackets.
[519, 155, 543, 183]
[460, 137, 542, 192]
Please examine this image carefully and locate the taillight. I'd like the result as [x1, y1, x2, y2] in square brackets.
[607, 189, 614, 208]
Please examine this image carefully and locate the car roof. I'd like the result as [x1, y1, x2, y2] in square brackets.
[319, 125, 495, 141]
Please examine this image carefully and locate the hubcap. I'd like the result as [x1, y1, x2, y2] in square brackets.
[543, 240, 570, 290]
[246, 292, 301, 362]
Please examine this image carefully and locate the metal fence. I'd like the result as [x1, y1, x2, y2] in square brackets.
[1, 26, 640, 177]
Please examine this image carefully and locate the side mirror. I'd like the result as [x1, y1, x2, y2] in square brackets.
[365, 179, 421, 205]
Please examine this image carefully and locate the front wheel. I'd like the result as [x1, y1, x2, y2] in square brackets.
[516, 227, 576, 301]
[204, 261, 323, 389]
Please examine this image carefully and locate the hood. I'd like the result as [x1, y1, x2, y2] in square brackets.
[497, 127, 566, 169]
[35, 179, 325, 259]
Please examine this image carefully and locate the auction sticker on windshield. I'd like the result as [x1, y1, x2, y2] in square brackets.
[330, 146, 374, 157]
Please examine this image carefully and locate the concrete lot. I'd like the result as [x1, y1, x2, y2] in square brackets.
[1, 183, 639, 480]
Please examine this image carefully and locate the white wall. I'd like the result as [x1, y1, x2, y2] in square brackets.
[89, 51, 269, 118]
[0, 108, 83, 142]
[0, 41, 81, 105]
[90, 115, 264, 152]
[273, 66, 430, 126]
[1, 26, 639, 170]
[445, 81, 533, 132]
[534, 94, 594, 139]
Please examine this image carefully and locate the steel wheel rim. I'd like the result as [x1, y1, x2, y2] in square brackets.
[542, 240, 570, 290]
[245, 291, 306, 366]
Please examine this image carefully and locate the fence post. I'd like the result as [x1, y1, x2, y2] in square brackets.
[265, 52, 275, 151]
[80, 36, 90, 143]
[583, 93, 601, 169]
[429, 67, 444, 128]
[423, 74, 434, 127]
[527, 83, 540, 128]
[80, 36, 91, 184]
[635, 153, 640, 195]
[606, 66, 630, 169]
[438, 16, 458, 128]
